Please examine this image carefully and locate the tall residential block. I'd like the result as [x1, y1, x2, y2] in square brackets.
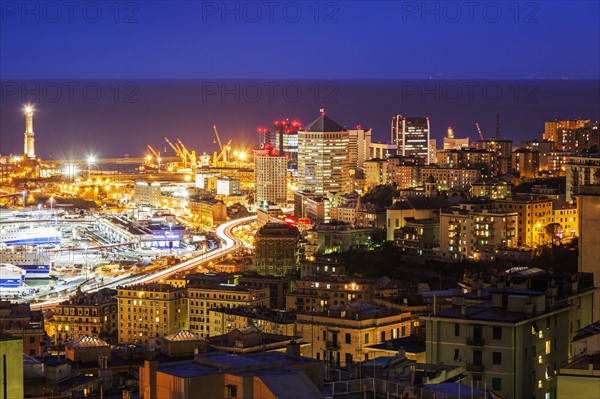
[254, 146, 288, 207]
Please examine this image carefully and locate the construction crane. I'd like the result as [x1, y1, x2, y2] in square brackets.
[475, 123, 485, 141]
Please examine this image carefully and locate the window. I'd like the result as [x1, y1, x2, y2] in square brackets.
[455, 323, 460, 336]
[381, 331, 386, 341]
[364, 333, 370, 344]
[226, 384, 237, 398]
[492, 378, 501, 391]
[538, 355, 543, 364]
[29, 336, 35, 343]
[493, 326, 502, 340]
[545, 340, 551, 354]
[492, 352, 502, 365]
[345, 333, 351, 344]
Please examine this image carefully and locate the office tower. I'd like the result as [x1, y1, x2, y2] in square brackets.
[347, 126, 372, 169]
[254, 146, 288, 207]
[391, 115, 430, 161]
[273, 119, 300, 171]
[297, 111, 350, 194]
[23, 105, 35, 159]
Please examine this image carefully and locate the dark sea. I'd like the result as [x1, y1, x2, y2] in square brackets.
[1, 79, 599, 159]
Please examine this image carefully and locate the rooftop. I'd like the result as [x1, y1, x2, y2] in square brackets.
[303, 114, 346, 132]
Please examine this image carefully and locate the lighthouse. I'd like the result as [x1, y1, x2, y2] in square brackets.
[24, 105, 35, 159]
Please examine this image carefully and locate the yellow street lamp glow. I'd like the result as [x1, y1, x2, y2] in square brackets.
[24, 105, 33, 113]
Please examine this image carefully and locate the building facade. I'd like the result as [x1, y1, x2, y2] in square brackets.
[254, 147, 288, 207]
[117, 284, 188, 344]
[391, 115, 430, 161]
[298, 113, 350, 194]
[253, 222, 300, 277]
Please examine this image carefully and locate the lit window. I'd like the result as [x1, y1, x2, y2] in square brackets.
[538, 330, 543, 339]
[545, 340, 551, 354]
[538, 380, 542, 389]
[538, 355, 543, 364]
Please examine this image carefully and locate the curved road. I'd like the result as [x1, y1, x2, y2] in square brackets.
[29, 215, 256, 310]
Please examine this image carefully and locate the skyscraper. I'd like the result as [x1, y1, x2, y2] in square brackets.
[23, 105, 35, 159]
[298, 111, 350, 194]
[391, 115, 429, 161]
[254, 145, 288, 207]
[347, 126, 372, 169]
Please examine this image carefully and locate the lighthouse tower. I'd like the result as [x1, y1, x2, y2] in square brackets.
[24, 106, 35, 159]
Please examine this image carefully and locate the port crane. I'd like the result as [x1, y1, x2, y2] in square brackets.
[212, 125, 232, 165]
[164, 137, 188, 169]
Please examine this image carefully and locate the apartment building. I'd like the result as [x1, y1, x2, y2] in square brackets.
[286, 277, 376, 312]
[495, 197, 553, 248]
[296, 302, 413, 367]
[117, 283, 188, 344]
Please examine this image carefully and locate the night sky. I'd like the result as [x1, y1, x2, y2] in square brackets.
[1, 1, 599, 157]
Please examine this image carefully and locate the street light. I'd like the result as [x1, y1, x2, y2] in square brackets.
[49, 196, 54, 212]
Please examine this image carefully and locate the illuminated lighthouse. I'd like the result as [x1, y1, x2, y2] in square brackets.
[24, 105, 35, 159]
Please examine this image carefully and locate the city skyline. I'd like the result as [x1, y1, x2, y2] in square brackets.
[1, 79, 599, 159]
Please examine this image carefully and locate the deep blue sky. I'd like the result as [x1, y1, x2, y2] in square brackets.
[1, 1, 599, 157]
[1, 1, 599, 79]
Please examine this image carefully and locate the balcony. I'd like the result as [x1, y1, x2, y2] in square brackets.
[466, 337, 484, 346]
[326, 341, 341, 350]
[466, 363, 484, 372]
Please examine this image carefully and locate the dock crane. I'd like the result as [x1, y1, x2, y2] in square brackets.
[147, 145, 161, 160]
[212, 125, 232, 165]
[177, 138, 197, 170]
[164, 137, 187, 168]
[475, 123, 485, 141]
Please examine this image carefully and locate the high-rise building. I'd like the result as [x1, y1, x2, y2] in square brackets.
[391, 115, 430, 161]
[347, 127, 372, 169]
[273, 119, 300, 171]
[297, 111, 350, 194]
[254, 146, 288, 207]
[23, 105, 35, 159]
